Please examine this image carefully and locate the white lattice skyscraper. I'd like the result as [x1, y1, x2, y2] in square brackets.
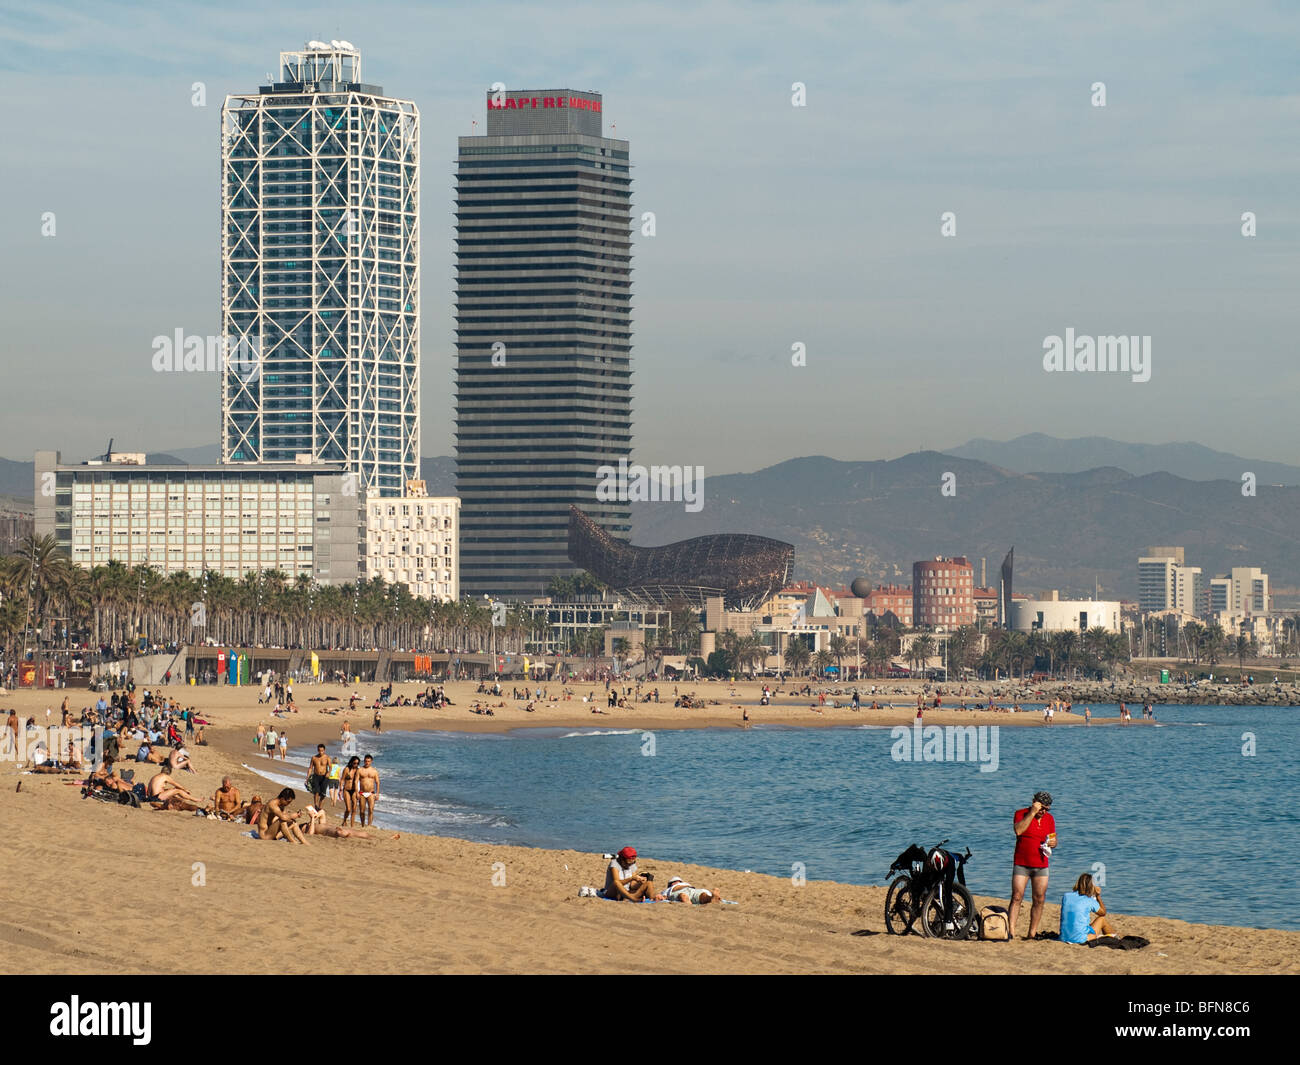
[220, 42, 420, 496]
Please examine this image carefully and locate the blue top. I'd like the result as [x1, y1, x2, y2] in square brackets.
[1060, 891, 1100, 943]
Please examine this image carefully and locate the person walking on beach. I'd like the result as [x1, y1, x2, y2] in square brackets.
[340, 755, 361, 826]
[1009, 791, 1057, 940]
[372, 707, 382, 732]
[308, 744, 331, 808]
[357, 754, 380, 827]
[265, 726, 278, 758]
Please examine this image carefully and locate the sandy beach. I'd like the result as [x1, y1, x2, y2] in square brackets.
[1, 678, 1295, 975]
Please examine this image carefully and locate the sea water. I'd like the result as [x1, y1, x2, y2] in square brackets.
[279, 704, 1300, 930]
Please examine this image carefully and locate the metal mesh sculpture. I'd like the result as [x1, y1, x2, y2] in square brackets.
[567, 506, 794, 610]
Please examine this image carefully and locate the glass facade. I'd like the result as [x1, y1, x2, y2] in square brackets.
[221, 46, 419, 496]
[455, 90, 632, 599]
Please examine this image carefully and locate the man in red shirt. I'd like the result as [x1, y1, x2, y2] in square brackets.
[1009, 790, 1057, 939]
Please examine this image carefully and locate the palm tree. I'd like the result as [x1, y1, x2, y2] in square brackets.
[829, 633, 850, 680]
[812, 648, 833, 677]
[784, 638, 811, 677]
[910, 633, 935, 675]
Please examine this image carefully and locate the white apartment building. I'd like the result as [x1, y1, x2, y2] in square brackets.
[33, 451, 359, 584]
[1138, 546, 1202, 614]
[1208, 567, 1269, 615]
[363, 482, 459, 600]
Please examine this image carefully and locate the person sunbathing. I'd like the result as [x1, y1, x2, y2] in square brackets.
[135, 743, 169, 764]
[301, 806, 398, 840]
[214, 776, 244, 819]
[165, 747, 195, 774]
[147, 769, 205, 811]
[255, 788, 308, 844]
[90, 756, 133, 794]
[664, 876, 720, 904]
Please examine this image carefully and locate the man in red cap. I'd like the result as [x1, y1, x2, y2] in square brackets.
[602, 846, 659, 901]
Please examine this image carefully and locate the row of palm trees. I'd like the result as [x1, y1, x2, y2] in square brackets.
[0, 535, 552, 664]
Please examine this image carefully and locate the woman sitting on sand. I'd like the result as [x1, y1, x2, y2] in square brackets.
[1059, 872, 1118, 944]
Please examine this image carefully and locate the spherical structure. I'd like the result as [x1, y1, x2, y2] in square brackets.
[850, 577, 872, 598]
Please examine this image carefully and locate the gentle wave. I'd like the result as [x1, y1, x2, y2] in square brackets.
[558, 728, 644, 738]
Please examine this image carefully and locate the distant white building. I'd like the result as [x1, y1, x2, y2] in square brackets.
[1207, 567, 1269, 616]
[1138, 546, 1202, 614]
[1010, 592, 1123, 634]
[363, 481, 459, 600]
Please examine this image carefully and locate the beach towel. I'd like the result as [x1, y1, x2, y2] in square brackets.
[580, 887, 666, 902]
[1086, 935, 1150, 950]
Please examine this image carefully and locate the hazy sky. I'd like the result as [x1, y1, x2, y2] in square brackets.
[2, 0, 1297, 475]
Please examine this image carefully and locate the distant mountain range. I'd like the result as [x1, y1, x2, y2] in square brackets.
[627, 452, 1300, 602]
[947, 434, 1300, 486]
[5, 438, 1295, 601]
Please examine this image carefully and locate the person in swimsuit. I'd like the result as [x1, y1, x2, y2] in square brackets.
[214, 776, 244, 819]
[356, 754, 380, 827]
[257, 788, 308, 844]
[308, 744, 331, 807]
[147, 769, 205, 811]
[89, 756, 133, 794]
[339, 755, 361, 827]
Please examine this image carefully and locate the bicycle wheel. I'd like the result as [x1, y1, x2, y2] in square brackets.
[884, 876, 919, 935]
[920, 882, 975, 940]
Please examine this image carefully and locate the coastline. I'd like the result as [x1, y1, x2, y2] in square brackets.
[2, 678, 1296, 974]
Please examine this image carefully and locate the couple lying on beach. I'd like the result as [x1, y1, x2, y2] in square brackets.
[585, 847, 721, 904]
[243, 787, 396, 844]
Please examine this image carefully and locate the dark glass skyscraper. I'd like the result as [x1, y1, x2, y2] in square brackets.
[455, 89, 632, 599]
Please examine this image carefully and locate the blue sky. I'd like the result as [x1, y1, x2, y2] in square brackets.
[2, 0, 1298, 473]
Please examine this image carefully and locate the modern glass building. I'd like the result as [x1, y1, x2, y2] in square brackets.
[455, 89, 632, 598]
[221, 43, 420, 496]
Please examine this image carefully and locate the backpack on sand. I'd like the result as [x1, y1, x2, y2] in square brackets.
[978, 905, 1010, 941]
